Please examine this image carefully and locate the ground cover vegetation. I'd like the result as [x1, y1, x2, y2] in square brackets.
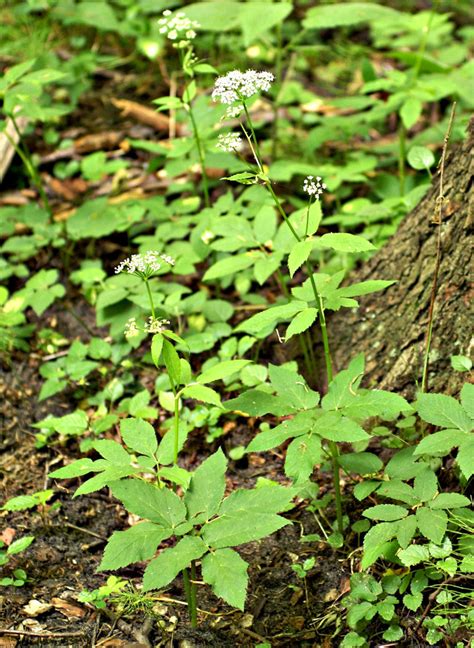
[0, 0, 472, 646]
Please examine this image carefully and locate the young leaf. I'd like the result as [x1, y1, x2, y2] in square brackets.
[7, 536, 35, 555]
[288, 240, 313, 278]
[142, 536, 207, 591]
[110, 480, 186, 528]
[151, 334, 163, 368]
[407, 146, 435, 171]
[201, 548, 249, 610]
[400, 97, 422, 130]
[120, 418, 158, 458]
[322, 354, 365, 411]
[416, 393, 472, 432]
[285, 308, 318, 340]
[99, 522, 173, 571]
[184, 449, 227, 523]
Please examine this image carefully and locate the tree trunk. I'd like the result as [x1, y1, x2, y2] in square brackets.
[327, 117, 473, 398]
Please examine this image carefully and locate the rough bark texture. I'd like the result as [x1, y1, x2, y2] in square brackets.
[328, 118, 473, 398]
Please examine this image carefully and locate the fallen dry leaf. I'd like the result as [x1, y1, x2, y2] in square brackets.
[111, 98, 184, 135]
[22, 599, 53, 617]
[51, 597, 85, 619]
[1, 527, 16, 546]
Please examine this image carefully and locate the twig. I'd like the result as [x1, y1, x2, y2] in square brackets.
[64, 521, 107, 541]
[421, 102, 456, 393]
[414, 574, 467, 633]
[0, 629, 84, 638]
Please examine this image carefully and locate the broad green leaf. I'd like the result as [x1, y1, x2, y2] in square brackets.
[457, 438, 474, 479]
[397, 544, 430, 567]
[7, 536, 34, 555]
[184, 2, 241, 31]
[203, 254, 255, 281]
[413, 467, 438, 502]
[416, 508, 447, 545]
[314, 233, 375, 253]
[303, 3, 400, 29]
[93, 440, 131, 465]
[162, 338, 181, 386]
[99, 522, 172, 571]
[314, 411, 370, 442]
[246, 412, 314, 453]
[403, 591, 423, 612]
[347, 601, 376, 628]
[197, 360, 250, 384]
[407, 146, 435, 170]
[337, 280, 396, 298]
[342, 390, 411, 421]
[284, 434, 322, 483]
[110, 480, 186, 528]
[224, 389, 278, 416]
[74, 465, 136, 496]
[339, 452, 383, 475]
[120, 418, 157, 458]
[184, 449, 227, 523]
[361, 522, 398, 568]
[416, 393, 472, 432]
[182, 384, 222, 407]
[202, 548, 249, 610]
[32, 410, 88, 436]
[396, 516, 418, 549]
[235, 300, 307, 335]
[143, 536, 207, 591]
[322, 354, 365, 411]
[385, 447, 426, 480]
[220, 484, 295, 516]
[377, 480, 418, 506]
[285, 308, 318, 340]
[428, 493, 470, 509]
[156, 421, 189, 466]
[239, 2, 292, 46]
[151, 334, 163, 368]
[461, 382, 474, 419]
[413, 429, 470, 456]
[268, 364, 319, 410]
[288, 240, 313, 278]
[363, 505, 408, 522]
[202, 511, 289, 549]
[400, 97, 422, 129]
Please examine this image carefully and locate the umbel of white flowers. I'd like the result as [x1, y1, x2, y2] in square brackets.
[303, 175, 327, 199]
[114, 251, 175, 279]
[124, 316, 170, 338]
[158, 10, 200, 43]
[216, 132, 243, 152]
[212, 70, 274, 105]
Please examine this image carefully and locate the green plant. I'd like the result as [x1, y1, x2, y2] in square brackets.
[0, 535, 34, 587]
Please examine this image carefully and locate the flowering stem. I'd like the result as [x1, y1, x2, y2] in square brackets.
[173, 392, 180, 466]
[144, 279, 156, 319]
[242, 101, 264, 168]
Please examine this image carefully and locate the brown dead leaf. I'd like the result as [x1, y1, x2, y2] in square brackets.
[51, 597, 85, 619]
[111, 98, 184, 135]
[22, 599, 53, 617]
[96, 639, 128, 647]
[74, 131, 123, 154]
[0, 636, 18, 647]
[46, 177, 88, 201]
[1, 527, 16, 546]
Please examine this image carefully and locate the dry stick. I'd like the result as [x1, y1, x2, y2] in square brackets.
[421, 102, 456, 393]
[0, 629, 84, 638]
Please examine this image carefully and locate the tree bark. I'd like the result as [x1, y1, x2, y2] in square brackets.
[327, 117, 473, 398]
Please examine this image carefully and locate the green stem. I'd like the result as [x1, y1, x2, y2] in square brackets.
[189, 560, 198, 627]
[144, 279, 156, 319]
[182, 567, 195, 625]
[188, 102, 210, 207]
[398, 123, 406, 196]
[173, 391, 180, 466]
[271, 21, 283, 160]
[242, 101, 263, 167]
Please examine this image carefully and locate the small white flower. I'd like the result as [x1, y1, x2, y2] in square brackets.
[201, 230, 215, 244]
[223, 105, 244, 120]
[144, 317, 170, 334]
[124, 317, 140, 338]
[216, 132, 243, 152]
[303, 175, 327, 199]
[114, 251, 175, 279]
[158, 10, 199, 45]
[212, 69, 274, 105]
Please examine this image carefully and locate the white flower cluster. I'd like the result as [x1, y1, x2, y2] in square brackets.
[216, 132, 243, 152]
[224, 105, 244, 119]
[212, 70, 274, 105]
[145, 317, 170, 334]
[114, 251, 175, 278]
[158, 10, 200, 43]
[303, 176, 327, 199]
[124, 316, 170, 338]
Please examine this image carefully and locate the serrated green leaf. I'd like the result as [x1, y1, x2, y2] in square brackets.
[285, 308, 318, 340]
[460, 383, 474, 419]
[403, 591, 423, 611]
[151, 334, 163, 368]
[429, 493, 471, 509]
[49, 458, 97, 479]
[162, 338, 181, 386]
[202, 511, 289, 548]
[396, 515, 418, 549]
[284, 434, 322, 483]
[457, 438, 474, 479]
[93, 439, 131, 464]
[120, 418, 157, 458]
[203, 253, 255, 281]
[224, 389, 278, 416]
[288, 240, 313, 278]
[416, 507, 447, 544]
[363, 504, 408, 521]
[7, 536, 34, 555]
[110, 480, 186, 527]
[182, 384, 222, 407]
[314, 411, 370, 442]
[322, 354, 365, 411]
[197, 360, 250, 384]
[184, 449, 227, 523]
[314, 233, 375, 253]
[201, 548, 249, 610]
[400, 97, 422, 129]
[339, 452, 383, 475]
[413, 429, 470, 456]
[397, 544, 430, 567]
[268, 364, 319, 410]
[413, 467, 438, 502]
[99, 522, 172, 571]
[143, 536, 207, 591]
[303, 3, 400, 29]
[235, 300, 307, 335]
[416, 393, 472, 432]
